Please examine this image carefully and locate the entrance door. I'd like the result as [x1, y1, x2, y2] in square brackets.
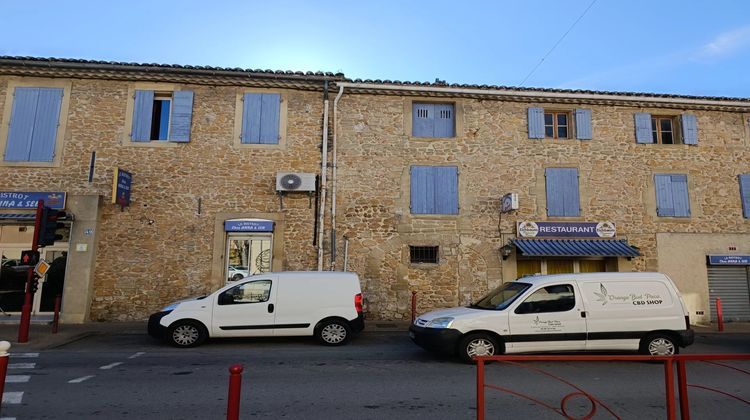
[508, 282, 587, 352]
[226, 234, 272, 283]
[38, 249, 67, 313]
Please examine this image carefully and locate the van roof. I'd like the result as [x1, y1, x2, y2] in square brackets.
[515, 272, 668, 286]
[245, 271, 359, 280]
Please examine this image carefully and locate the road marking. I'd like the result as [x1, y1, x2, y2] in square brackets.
[2, 391, 23, 404]
[68, 375, 95, 384]
[128, 352, 145, 359]
[1, 416, 18, 420]
[99, 362, 123, 370]
[10, 352, 38, 358]
[8, 363, 36, 369]
[5, 375, 30, 383]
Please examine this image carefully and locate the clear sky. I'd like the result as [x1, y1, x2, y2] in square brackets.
[2, 0, 749, 97]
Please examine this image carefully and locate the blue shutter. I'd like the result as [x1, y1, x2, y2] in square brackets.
[259, 93, 280, 144]
[546, 168, 579, 216]
[4, 87, 39, 161]
[433, 104, 455, 138]
[413, 103, 434, 137]
[528, 107, 545, 139]
[634, 112, 653, 144]
[681, 114, 698, 145]
[241, 93, 262, 144]
[434, 166, 459, 214]
[739, 174, 750, 219]
[169, 91, 194, 143]
[655, 174, 675, 216]
[28, 88, 63, 162]
[410, 166, 432, 214]
[131, 90, 154, 142]
[575, 109, 592, 140]
[670, 174, 690, 217]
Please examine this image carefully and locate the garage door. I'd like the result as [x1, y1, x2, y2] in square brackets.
[708, 266, 750, 322]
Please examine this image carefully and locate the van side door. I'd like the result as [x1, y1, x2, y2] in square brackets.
[507, 282, 587, 352]
[211, 276, 278, 337]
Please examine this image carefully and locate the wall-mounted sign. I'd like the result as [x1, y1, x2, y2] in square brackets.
[224, 219, 274, 232]
[707, 255, 750, 265]
[501, 193, 519, 213]
[0, 192, 66, 210]
[112, 168, 132, 209]
[517, 221, 616, 238]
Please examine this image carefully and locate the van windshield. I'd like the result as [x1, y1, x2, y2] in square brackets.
[470, 282, 531, 310]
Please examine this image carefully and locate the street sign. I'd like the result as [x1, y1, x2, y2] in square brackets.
[20, 250, 40, 266]
[34, 260, 51, 277]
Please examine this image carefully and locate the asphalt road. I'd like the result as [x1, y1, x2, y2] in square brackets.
[2, 330, 749, 419]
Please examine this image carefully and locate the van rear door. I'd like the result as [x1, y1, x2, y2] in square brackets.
[507, 282, 587, 352]
[211, 275, 278, 337]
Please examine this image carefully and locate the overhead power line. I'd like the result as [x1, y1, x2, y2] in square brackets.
[519, 0, 598, 87]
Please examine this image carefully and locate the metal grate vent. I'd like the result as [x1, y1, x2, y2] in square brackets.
[410, 246, 439, 264]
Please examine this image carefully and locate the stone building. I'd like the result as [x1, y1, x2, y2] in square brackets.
[0, 57, 749, 324]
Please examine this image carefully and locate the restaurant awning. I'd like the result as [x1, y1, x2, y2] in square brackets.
[511, 239, 640, 257]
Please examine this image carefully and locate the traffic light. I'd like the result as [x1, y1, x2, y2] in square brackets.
[30, 276, 40, 294]
[38, 206, 66, 247]
[20, 250, 40, 266]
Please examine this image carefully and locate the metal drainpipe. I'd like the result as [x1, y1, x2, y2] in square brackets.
[317, 82, 330, 271]
[330, 85, 345, 270]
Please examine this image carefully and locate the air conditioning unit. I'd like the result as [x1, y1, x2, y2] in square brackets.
[276, 172, 316, 192]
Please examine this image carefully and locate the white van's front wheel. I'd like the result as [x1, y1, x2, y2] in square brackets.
[315, 319, 352, 346]
[641, 334, 678, 356]
[459, 334, 501, 363]
[167, 320, 208, 348]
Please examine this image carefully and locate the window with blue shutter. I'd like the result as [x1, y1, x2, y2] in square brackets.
[131, 90, 194, 142]
[680, 114, 698, 145]
[4, 87, 63, 162]
[634, 112, 653, 143]
[410, 165, 459, 214]
[655, 174, 690, 217]
[528, 107, 545, 139]
[739, 174, 750, 219]
[575, 109, 592, 140]
[545, 168, 580, 217]
[412, 103, 455, 138]
[241, 93, 280, 144]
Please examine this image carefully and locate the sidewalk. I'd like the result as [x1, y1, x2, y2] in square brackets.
[0, 317, 746, 352]
[0, 317, 414, 351]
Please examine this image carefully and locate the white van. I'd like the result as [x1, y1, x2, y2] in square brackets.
[410, 272, 694, 362]
[148, 272, 364, 347]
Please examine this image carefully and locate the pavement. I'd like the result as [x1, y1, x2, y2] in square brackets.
[0, 315, 747, 352]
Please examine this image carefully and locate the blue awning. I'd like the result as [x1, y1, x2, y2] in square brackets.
[512, 239, 640, 257]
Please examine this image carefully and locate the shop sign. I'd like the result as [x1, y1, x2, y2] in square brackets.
[224, 219, 274, 232]
[707, 255, 750, 265]
[112, 168, 132, 208]
[517, 221, 616, 238]
[0, 192, 66, 210]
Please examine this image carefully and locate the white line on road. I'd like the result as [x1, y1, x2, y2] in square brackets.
[1, 416, 18, 420]
[5, 375, 30, 383]
[8, 363, 36, 369]
[10, 352, 38, 358]
[99, 362, 123, 370]
[2, 391, 23, 404]
[68, 375, 95, 384]
[128, 352, 145, 359]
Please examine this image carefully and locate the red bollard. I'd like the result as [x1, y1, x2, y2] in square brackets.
[0, 341, 10, 415]
[52, 294, 62, 334]
[716, 297, 724, 332]
[227, 364, 244, 420]
[411, 291, 417, 323]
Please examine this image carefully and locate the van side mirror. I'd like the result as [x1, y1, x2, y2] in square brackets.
[218, 292, 234, 305]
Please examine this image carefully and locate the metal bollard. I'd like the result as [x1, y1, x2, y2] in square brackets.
[52, 294, 62, 334]
[0, 341, 10, 415]
[411, 291, 417, 323]
[716, 297, 724, 332]
[227, 364, 244, 420]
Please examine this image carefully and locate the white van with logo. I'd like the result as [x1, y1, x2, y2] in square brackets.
[410, 272, 693, 362]
[149, 272, 364, 347]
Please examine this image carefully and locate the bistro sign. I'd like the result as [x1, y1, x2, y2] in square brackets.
[707, 255, 750, 266]
[517, 221, 616, 238]
[0, 192, 66, 210]
[224, 219, 274, 232]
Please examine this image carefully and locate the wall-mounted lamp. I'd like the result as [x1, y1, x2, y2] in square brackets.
[500, 244, 513, 260]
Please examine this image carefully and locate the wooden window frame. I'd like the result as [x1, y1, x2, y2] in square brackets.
[544, 111, 572, 139]
[651, 116, 681, 144]
[150, 93, 173, 141]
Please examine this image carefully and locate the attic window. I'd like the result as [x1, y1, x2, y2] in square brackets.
[410, 246, 439, 264]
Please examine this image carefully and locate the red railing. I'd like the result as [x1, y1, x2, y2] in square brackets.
[476, 354, 750, 420]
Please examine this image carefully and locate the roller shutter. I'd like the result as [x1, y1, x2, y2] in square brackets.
[708, 266, 750, 322]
